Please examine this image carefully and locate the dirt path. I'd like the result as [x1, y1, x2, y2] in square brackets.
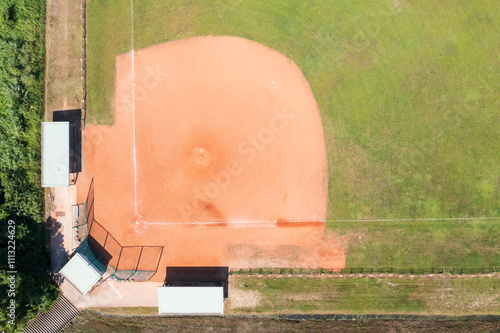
[65, 310, 500, 333]
[45, 0, 83, 119]
[77, 36, 345, 281]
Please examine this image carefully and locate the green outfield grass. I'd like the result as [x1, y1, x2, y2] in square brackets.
[86, 0, 499, 267]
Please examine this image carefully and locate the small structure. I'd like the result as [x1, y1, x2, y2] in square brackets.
[41, 121, 70, 187]
[158, 286, 224, 315]
[59, 252, 103, 294]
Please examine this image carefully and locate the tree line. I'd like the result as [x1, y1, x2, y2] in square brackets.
[0, 1, 59, 331]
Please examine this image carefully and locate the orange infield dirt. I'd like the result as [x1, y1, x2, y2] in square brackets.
[77, 36, 345, 281]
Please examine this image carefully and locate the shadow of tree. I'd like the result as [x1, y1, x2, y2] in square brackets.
[0, 213, 59, 330]
[49, 217, 70, 274]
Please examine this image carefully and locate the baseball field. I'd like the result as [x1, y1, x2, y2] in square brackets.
[83, 0, 500, 275]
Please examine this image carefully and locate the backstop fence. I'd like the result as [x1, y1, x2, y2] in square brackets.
[74, 178, 163, 281]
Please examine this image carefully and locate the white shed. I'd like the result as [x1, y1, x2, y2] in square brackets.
[59, 253, 103, 294]
[158, 286, 224, 315]
[41, 122, 70, 187]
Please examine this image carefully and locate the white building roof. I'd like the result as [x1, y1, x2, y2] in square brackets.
[60, 253, 102, 294]
[158, 286, 224, 315]
[41, 122, 69, 187]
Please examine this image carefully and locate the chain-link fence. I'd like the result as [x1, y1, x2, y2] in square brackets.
[229, 266, 500, 276]
[81, 0, 87, 127]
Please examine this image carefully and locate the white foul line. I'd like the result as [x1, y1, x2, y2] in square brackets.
[332, 217, 500, 222]
[196, 225, 277, 229]
[147, 219, 325, 225]
[130, 0, 138, 216]
[145, 217, 500, 226]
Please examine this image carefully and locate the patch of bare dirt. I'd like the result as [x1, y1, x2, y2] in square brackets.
[227, 288, 263, 310]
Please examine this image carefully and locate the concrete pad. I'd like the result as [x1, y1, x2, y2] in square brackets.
[61, 279, 162, 308]
[51, 186, 77, 272]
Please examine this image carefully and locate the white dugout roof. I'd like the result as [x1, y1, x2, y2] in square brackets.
[158, 286, 224, 315]
[41, 122, 70, 187]
[60, 253, 102, 294]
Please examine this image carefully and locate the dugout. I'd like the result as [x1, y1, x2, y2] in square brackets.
[41, 110, 82, 187]
[158, 286, 224, 315]
[41, 122, 70, 187]
[158, 266, 228, 315]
